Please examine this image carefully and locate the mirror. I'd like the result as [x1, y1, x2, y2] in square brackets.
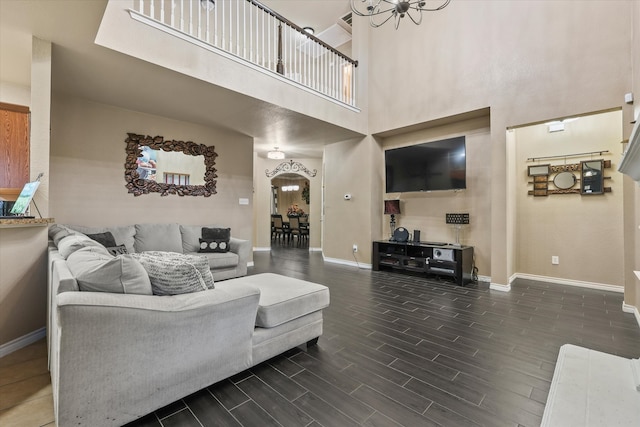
[125, 133, 218, 196]
[581, 160, 604, 195]
[553, 171, 576, 190]
[528, 164, 550, 176]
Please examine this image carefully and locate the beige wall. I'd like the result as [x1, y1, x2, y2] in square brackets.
[323, 136, 378, 264]
[0, 38, 51, 347]
[380, 116, 492, 277]
[624, 0, 640, 314]
[50, 95, 254, 241]
[253, 156, 322, 249]
[514, 110, 624, 288]
[352, 0, 633, 288]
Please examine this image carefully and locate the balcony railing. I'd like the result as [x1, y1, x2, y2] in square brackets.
[130, 0, 358, 108]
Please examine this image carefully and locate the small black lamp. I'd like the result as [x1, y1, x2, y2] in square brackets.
[384, 199, 401, 237]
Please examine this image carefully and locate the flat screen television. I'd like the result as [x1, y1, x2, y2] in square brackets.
[385, 136, 466, 193]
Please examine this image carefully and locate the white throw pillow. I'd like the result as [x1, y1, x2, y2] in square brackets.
[57, 234, 110, 259]
[131, 251, 214, 295]
[67, 247, 152, 295]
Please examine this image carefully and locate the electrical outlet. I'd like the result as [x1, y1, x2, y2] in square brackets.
[552, 256, 559, 265]
[353, 244, 358, 253]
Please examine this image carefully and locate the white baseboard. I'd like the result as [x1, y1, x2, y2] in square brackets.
[323, 255, 372, 269]
[477, 275, 491, 284]
[514, 273, 624, 293]
[309, 247, 322, 252]
[0, 327, 46, 358]
[490, 282, 511, 292]
[247, 261, 254, 267]
[253, 247, 271, 252]
[622, 302, 640, 328]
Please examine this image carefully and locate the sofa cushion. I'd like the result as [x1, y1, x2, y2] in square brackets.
[131, 251, 214, 295]
[226, 273, 330, 328]
[63, 224, 136, 254]
[135, 223, 183, 253]
[57, 234, 111, 259]
[66, 247, 152, 295]
[185, 251, 239, 270]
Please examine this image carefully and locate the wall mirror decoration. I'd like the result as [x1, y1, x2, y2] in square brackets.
[581, 159, 604, 195]
[553, 171, 577, 190]
[124, 133, 218, 196]
[528, 164, 550, 176]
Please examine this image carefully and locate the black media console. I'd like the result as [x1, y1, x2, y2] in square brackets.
[372, 240, 474, 286]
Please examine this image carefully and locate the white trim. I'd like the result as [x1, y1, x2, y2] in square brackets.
[323, 255, 372, 269]
[253, 247, 271, 252]
[514, 273, 624, 293]
[309, 247, 322, 252]
[622, 302, 640, 328]
[477, 274, 491, 283]
[128, 9, 360, 112]
[490, 282, 511, 292]
[247, 261, 255, 267]
[0, 327, 46, 358]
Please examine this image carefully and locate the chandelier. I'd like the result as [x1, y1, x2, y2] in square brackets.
[267, 147, 285, 160]
[351, 0, 451, 29]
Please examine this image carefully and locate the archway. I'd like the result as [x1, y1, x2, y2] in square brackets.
[271, 173, 310, 246]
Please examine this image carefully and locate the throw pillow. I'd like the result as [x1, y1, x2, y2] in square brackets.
[86, 231, 117, 248]
[66, 247, 152, 295]
[106, 245, 128, 256]
[201, 227, 231, 241]
[200, 227, 230, 253]
[132, 252, 214, 295]
[199, 238, 230, 253]
[57, 234, 111, 259]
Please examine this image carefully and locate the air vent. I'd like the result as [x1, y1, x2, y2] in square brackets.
[341, 12, 352, 26]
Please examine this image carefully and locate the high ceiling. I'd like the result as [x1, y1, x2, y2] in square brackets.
[0, 0, 357, 159]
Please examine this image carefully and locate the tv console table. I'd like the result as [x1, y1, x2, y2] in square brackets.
[372, 240, 474, 286]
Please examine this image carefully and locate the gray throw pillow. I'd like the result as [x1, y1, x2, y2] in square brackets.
[199, 227, 231, 253]
[86, 231, 117, 248]
[131, 252, 214, 295]
[66, 247, 152, 295]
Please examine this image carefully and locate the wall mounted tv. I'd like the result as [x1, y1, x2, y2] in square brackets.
[385, 136, 466, 193]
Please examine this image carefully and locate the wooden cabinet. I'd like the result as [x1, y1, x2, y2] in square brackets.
[0, 102, 30, 188]
[372, 240, 474, 286]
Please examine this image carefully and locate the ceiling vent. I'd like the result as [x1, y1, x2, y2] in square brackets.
[338, 12, 352, 33]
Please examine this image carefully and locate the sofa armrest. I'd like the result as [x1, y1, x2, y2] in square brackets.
[230, 237, 250, 275]
[53, 286, 260, 426]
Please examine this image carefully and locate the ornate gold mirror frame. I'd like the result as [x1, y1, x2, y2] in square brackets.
[124, 133, 218, 197]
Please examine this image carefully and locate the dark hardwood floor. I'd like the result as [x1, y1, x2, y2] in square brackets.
[126, 246, 640, 427]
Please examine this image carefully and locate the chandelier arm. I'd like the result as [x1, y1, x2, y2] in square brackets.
[351, 0, 402, 17]
[407, 8, 423, 26]
[370, 11, 397, 28]
[417, 0, 451, 12]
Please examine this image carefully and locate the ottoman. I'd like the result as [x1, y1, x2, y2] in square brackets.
[222, 273, 330, 365]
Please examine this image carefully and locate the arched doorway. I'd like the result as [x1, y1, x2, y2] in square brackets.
[271, 173, 310, 246]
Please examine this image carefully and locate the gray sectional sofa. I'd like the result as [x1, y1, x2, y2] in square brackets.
[47, 223, 330, 427]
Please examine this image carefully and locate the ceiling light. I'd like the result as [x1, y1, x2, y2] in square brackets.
[351, 0, 451, 29]
[303, 27, 315, 35]
[267, 147, 285, 160]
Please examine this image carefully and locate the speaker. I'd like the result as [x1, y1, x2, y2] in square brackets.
[432, 248, 455, 262]
[413, 230, 421, 242]
[392, 227, 409, 242]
